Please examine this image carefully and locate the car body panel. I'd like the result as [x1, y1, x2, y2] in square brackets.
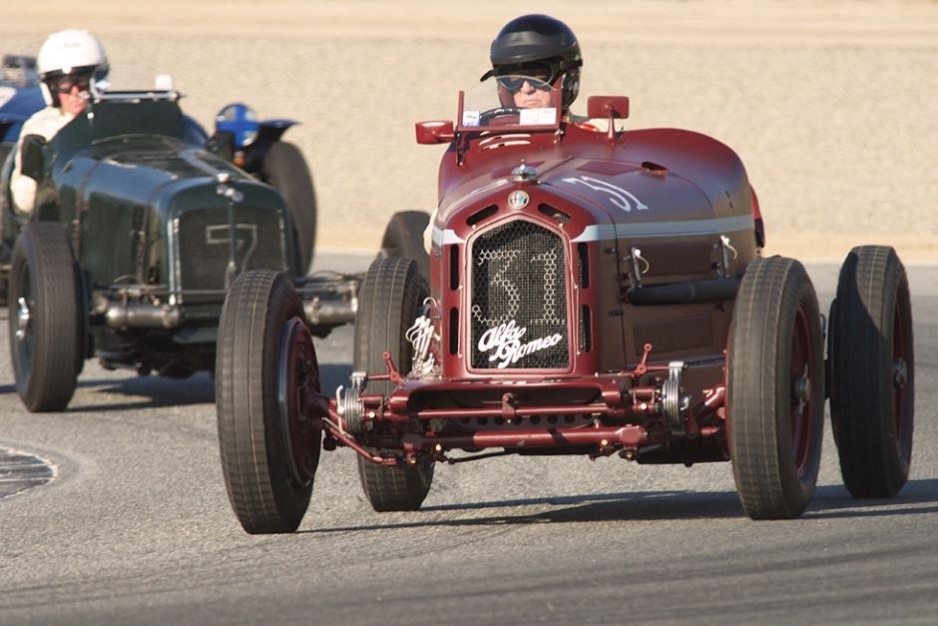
[314, 81, 769, 475]
[425, 121, 755, 383]
[30, 98, 296, 291]
[0, 86, 44, 144]
[1, 88, 342, 380]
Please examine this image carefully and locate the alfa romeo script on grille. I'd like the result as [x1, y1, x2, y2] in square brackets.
[477, 320, 563, 369]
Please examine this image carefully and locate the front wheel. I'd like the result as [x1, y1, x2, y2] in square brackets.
[8, 222, 85, 412]
[830, 246, 914, 498]
[354, 257, 434, 511]
[727, 256, 825, 520]
[216, 269, 322, 534]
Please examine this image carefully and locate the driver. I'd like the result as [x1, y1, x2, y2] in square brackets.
[480, 14, 583, 114]
[10, 29, 108, 215]
[423, 14, 600, 252]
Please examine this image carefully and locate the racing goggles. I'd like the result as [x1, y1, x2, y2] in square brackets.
[55, 73, 93, 94]
[493, 63, 558, 91]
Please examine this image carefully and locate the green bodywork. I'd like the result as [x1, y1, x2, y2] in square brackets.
[1, 93, 299, 374]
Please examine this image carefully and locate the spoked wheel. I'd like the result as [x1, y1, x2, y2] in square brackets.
[377, 210, 430, 282]
[261, 141, 317, 275]
[727, 256, 825, 520]
[830, 246, 914, 498]
[354, 257, 434, 511]
[216, 269, 322, 533]
[8, 222, 85, 412]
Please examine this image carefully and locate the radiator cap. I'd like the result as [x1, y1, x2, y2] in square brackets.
[511, 160, 539, 183]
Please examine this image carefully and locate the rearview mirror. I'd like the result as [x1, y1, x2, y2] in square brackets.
[587, 96, 630, 120]
[20, 134, 46, 181]
[415, 120, 455, 145]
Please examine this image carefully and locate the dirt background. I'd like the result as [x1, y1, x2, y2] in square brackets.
[3, 0, 937, 261]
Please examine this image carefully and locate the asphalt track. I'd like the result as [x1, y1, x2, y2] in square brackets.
[1, 252, 936, 626]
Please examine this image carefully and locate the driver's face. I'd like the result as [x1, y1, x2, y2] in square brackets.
[512, 79, 553, 109]
[59, 87, 88, 117]
[55, 74, 91, 117]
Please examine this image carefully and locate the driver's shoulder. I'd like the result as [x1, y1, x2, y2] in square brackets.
[21, 106, 71, 138]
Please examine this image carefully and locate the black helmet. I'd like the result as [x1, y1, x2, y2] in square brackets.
[482, 14, 582, 109]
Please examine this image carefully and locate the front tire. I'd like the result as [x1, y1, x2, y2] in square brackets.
[8, 222, 84, 412]
[216, 269, 322, 533]
[830, 246, 914, 498]
[354, 257, 434, 511]
[728, 256, 825, 520]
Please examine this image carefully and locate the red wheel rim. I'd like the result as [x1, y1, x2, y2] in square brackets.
[893, 294, 913, 468]
[790, 306, 815, 477]
[278, 317, 321, 486]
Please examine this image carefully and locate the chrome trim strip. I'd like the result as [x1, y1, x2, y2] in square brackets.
[570, 215, 755, 242]
[169, 214, 181, 305]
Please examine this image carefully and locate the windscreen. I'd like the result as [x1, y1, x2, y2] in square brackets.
[458, 76, 561, 132]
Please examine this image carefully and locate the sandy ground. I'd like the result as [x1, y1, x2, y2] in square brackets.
[3, 1, 937, 261]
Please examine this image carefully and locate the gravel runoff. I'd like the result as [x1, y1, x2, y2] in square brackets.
[1, 0, 936, 260]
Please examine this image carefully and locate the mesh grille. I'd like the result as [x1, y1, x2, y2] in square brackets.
[470, 220, 568, 369]
[177, 206, 287, 302]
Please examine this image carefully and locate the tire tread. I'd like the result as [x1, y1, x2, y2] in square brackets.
[9, 222, 83, 412]
[353, 257, 434, 511]
[729, 256, 824, 519]
[831, 245, 913, 498]
[216, 269, 313, 533]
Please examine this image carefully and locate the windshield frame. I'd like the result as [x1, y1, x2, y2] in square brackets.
[456, 75, 563, 134]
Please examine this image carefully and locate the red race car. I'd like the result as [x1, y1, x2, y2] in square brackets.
[214, 76, 914, 533]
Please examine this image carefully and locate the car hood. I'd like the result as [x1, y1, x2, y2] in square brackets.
[435, 126, 754, 240]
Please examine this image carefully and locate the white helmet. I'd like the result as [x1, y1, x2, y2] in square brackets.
[37, 29, 108, 106]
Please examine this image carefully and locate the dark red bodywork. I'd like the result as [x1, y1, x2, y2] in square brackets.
[324, 96, 761, 467]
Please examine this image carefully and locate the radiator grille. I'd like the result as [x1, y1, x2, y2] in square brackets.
[470, 220, 568, 369]
[176, 206, 287, 302]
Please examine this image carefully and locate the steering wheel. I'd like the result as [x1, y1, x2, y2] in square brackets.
[479, 107, 521, 126]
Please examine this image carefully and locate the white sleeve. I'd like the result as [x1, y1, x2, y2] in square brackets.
[9, 108, 71, 215]
[10, 141, 37, 215]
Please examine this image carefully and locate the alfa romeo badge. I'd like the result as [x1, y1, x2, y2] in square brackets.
[507, 190, 530, 210]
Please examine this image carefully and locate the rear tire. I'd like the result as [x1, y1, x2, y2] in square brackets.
[261, 141, 317, 275]
[8, 222, 84, 412]
[378, 211, 430, 281]
[830, 245, 914, 498]
[354, 257, 434, 511]
[216, 269, 322, 533]
[728, 256, 825, 520]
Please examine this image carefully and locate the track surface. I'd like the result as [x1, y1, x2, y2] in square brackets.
[1, 253, 936, 626]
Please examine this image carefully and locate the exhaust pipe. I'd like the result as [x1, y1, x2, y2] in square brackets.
[105, 302, 182, 329]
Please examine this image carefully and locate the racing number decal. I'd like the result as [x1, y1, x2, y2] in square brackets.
[206, 224, 259, 272]
[560, 175, 649, 212]
[471, 243, 564, 327]
[531, 248, 562, 325]
[470, 248, 522, 325]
